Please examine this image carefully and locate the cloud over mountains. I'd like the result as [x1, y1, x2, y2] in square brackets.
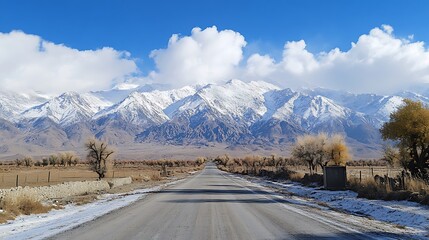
[149, 26, 247, 88]
[1, 25, 429, 95]
[0, 31, 137, 95]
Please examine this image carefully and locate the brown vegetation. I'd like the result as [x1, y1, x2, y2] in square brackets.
[346, 159, 389, 166]
[13, 153, 80, 168]
[215, 154, 429, 205]
[214, 155, 323, 185]
[0, 194, 53, 223]
[291, 133, 350, 174]
[348, 176, 429, 205]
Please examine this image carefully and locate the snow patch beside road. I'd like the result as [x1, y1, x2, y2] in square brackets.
[235, 174, 429, 237]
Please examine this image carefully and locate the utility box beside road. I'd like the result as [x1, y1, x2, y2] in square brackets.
[323, 166, 347, 190]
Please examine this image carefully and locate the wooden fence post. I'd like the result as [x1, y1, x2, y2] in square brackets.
[16, 175, 19, 187]
[359, 171, 362, 183]
[48, 171, 51, 183]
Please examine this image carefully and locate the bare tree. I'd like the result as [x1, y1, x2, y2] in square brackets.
[15, 158, 23, 167]
[292, 133, 350, 174]
[59, 152, 79, 167]
[85, 139, 114, 180]
[42, 158, 49, 167]
[292, 134, 326, 174]
[48, 154, 59, 166]
[23, 156, 34, 167]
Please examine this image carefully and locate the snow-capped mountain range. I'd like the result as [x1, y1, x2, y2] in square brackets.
[0, 79, 427, 157]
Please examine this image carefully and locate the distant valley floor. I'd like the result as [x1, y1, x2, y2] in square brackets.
[0, 141, 382, 161]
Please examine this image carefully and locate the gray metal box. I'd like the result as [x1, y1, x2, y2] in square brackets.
[323, 166, 347, 190]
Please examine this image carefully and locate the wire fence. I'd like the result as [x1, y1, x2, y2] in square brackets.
[0, 169, 154, 188]
[288, 165, 403, 180]
[347, 166, 403, 180]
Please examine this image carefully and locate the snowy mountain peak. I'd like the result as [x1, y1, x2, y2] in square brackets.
[94, 86, 196, 126]
[3, 80, 429, 157]
[180, 79, 273, 120]
[0, 91, 49, 119]
[59, 91, 79, 98]
[20, 91, 109, 126]
[248, 80, 281, 92]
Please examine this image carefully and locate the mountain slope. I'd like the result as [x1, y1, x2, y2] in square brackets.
[137, 80, 280, 144]
[1, 79, 428, 158]
[0, 91, 49, 119]
[21, 92, 110, 126]
[94, 86, 196, 126]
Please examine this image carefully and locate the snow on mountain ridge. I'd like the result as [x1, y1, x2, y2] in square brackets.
[262, 89, 366, 132]
[173, 79, 276, 121]
[20, 92, 109, 126]
[93, 86, 196, 125]
[2, 79, 428, 145]
[0, 91, 49, 119]
[94, 92, 169, 125]
[3, 79, 429, 156]
[140, 86, 197, 110]
[306, 88, 429, 127]
[20, 80, 421, 132]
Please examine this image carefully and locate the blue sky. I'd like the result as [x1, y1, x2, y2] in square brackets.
[1, 0, 429, 94]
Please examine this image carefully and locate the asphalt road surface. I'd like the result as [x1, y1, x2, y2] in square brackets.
[52, 164, 409, 240]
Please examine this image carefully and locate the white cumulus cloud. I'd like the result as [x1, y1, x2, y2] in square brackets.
[2, 25, 429, 96]
[243, 25, 429, 94]
[0, 31, 137, 95]
[245, 54, 276, 78]
[281, 40, 319, 75]
[149, 26, 246, 87]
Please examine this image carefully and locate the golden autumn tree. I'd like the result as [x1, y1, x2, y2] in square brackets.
[380, 99, 429, 178]
[325, 134, 350, 166]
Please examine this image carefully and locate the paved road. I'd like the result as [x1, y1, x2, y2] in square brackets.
[52, 164, 405, 240]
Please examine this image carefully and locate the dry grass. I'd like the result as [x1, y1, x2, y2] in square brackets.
[348, 178, 390, 199]
[348, 177, 429, 204]
[0, 194, 52, 222]
[0, 211, 14, 224]
[69, 195, 98, 206]
[289, 172, 305, 182]
[150, 173, 162, 181]
[406, 177, 429, 194]
[131, 175, 151, 182]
